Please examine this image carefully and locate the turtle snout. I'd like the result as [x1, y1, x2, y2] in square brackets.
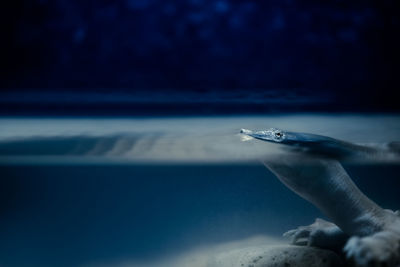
[240, 129, 252, 134]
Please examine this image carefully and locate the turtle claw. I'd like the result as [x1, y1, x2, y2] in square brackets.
[283, 218, 348, 250]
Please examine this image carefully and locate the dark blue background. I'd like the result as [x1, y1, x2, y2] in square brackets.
[1, 163, 399, 266]
[1, 0, 400, 113]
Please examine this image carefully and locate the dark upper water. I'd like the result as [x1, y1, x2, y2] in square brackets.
[0, 115, 399, 266]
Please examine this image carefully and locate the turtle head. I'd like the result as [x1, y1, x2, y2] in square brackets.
[240, 128, 286, 143]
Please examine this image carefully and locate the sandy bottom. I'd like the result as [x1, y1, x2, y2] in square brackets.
[82, 235, 286, 267]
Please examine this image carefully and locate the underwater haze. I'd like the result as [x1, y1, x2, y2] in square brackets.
[1, 115, 400, 266]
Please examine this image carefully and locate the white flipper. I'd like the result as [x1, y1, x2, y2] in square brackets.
[284, 218, 349, 251]
[344, 230, 400, 266]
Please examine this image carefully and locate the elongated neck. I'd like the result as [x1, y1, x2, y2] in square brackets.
[304, 170, 385, 236]
[270, 160, 386, 236]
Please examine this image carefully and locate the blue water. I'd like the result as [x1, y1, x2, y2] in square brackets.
[0, 115, 399, 266]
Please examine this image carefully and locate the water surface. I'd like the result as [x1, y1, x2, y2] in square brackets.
[0, 114, 399, 266]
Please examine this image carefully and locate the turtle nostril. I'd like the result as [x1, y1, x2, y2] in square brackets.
[240, 129, 252, 134]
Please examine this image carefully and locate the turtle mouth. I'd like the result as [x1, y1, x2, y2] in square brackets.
[240, 128, 285, 143]
[240, 129, 253, 135]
